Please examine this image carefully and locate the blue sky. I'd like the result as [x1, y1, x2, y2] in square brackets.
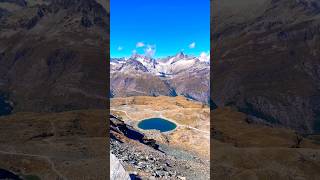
[110, 0, 210, 58]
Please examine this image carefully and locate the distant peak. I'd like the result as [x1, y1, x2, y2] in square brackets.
[175, 51, 186, 59]
[131, 53, 143, 60]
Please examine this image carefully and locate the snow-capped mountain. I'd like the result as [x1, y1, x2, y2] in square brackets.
[111, 52, 209, 76]
[110, 52, 210, 103]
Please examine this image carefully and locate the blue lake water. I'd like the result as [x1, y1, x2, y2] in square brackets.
[0, 96, 12, 116]
[138, 118, 177, 132]
[0, 168, 22, 180]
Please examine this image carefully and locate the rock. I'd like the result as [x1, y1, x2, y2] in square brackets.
[166, 161, 172, 167]
[178, 176, 186, 180]
[110, 153, 130, 180]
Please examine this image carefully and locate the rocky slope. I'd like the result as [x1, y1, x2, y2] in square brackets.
[0, 0, 108, 113]
[0, 0, 109, 179]
[111, 52, 210, 104]
[110, 96, 210, 179]
[0, 109, 108, 179]
[212, 107, 320, 179]
[212, 0, 320, 133]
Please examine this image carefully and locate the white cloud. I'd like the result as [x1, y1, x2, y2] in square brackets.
[136, 42, 145, 48]
[199, 51, 210, 62]
[144, 44, 156, 57]
[132, 49, 137, 54]
[117, 46, 123, 51]
[189, 42, 196, 49]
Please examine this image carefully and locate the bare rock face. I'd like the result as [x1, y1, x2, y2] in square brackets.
[212, 0, 320, 133]
[110, 153, 130, 180]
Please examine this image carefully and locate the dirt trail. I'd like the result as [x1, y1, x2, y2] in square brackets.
[0, 150, 67, 180]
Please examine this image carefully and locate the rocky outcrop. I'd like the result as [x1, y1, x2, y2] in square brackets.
[110, 153, 130, 180]
[110, 114, 159, 149]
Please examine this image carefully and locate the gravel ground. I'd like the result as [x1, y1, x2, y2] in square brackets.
[111, 139, 210, 180]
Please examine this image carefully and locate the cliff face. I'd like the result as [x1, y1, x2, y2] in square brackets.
[0, 0, 108, 113]
[212, 0, 320, 133]
[110, 153, 130, 180]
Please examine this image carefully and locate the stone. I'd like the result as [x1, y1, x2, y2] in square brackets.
[178, 176, 186, 180]
[110, 153, 130, 180]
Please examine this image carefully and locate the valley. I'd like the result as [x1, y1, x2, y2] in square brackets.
[110, 96, 210, 179]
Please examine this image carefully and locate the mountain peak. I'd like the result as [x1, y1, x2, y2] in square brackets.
[175, 51, 186, 59]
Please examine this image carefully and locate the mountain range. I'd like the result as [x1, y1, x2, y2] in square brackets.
[212, 0, 320, 134]
[0, 0, 109, 179]
[0, 0, 108, 113]
[110, 52, 210, 104]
